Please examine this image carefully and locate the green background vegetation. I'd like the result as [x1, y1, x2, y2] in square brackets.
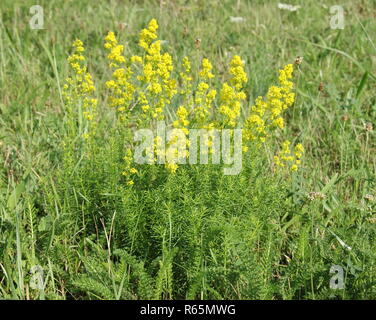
[0, 0, 375, 299]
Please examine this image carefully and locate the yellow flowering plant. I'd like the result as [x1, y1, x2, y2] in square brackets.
[63, 18, 304, 184]
[63, 39, 97, 141]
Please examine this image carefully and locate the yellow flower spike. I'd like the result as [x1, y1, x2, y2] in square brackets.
[274, 140, 304, 172]
[193, 59, 217, 125]
[199, 58, 215, 80]
[104, 32, 135, 118]
[104, 31, 118, 47]
[182, 56, 191, 73]
[136, 19, 177, 122]
[294, 143, 304, 159]
[218, 55, 247, 128]
[272, 117, 284, 129]
[63, 38, 97, 139]
[73, 39, 85, 52]
[131, 55, 143, 63]
[244, 63, 296, 147]
[166, 163, 178, 174]
[139, 18, 159, 50]
[142, 105, 150, 113]
[180, 56, 193, 98]
[229, 55, 247, 90]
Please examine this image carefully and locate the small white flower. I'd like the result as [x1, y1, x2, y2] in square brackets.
[277, 3, 301, 12]
[229, 16, 246, 23]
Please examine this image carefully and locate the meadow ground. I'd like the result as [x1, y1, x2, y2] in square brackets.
[0, 0, 375, 299]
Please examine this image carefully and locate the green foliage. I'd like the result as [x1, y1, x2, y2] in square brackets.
[1, 0, 376, 300]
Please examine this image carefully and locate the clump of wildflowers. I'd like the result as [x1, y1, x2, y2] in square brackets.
[64, 19, 304, 184]
[63, 39, 97, 139]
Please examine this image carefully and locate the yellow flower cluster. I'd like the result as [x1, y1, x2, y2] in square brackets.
[136, 19, 177, 120]
[139, 18, 158, 50]
[153, 135, 183, 174]
[229, 55, 248, 90]
[165, 57, 195, 173]
[243, 64, 295, 145]
[63, 39, 97, 139]
[64, 19, 304, 183]
[122, 149, 138, 185]
[104, 32, 126, 67]
[199, 58, 215, 80]
[218, 55, 247, 128]
[193, 58, 217, 124]
[173, 106, 190, 135]
[104, 32, 135, 122]
[168, 105, 190, 173]
[274, 141, 304, 171]
[179, 56, 193, 97]
[165, 132, 188, 174]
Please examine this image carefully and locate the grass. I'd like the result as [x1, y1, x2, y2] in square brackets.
[0, 0, 375, 300]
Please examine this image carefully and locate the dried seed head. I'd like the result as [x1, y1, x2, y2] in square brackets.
[341, 114, 349, 121]
[365, 122, 373, 132]
[118, 22, 127, 30]
[307, 191, 326, 201]
[195, 38, 201, 49]
[295, 56, 303, 65]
